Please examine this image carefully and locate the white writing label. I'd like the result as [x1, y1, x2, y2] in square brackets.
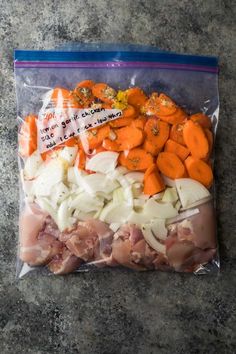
[37, 108, 122, 153]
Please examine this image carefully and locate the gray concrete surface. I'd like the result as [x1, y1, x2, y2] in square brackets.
[0, 0, 236, 353]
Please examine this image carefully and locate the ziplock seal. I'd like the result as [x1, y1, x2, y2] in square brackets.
[14, 50, 219, 73]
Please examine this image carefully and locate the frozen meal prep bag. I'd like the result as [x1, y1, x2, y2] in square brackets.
[14, 47, 219, 277]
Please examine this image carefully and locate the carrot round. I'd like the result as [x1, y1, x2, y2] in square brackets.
[104, 126, 143, 151]
[86, 124, 111, 149]
[92, 83, 116, 104]
[164, 139, 190, 161]
[183, 120, 209, 159]
[156, 152, 186, 179]
[117, 126, 143, 150]
[131, 116, 146, 130]
[18, 115, 37, 157]
[122, 105, 137, 119]
[143, 164, 165, 195]
[190, 113, 212, 129]
[144, 118, 169, 148]
[170, 123, 186, 146]
[76, 80, 95, 89]
[73, 81, 94, 107]
[126, 87, 148, 109]
[109, 116, 133, 128]
[185, 156, 213, 188]
[119, 148, 154, 171]
[143, 139, 161, 156]
[204, 128, 213, 160]
[103, 138, 120, 152]
[143, 93, 187, 124]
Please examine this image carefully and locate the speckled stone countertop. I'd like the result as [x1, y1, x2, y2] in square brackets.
[0, 1, 236, 353]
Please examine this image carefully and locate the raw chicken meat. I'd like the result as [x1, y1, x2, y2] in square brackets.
[165, 201, 216, 272]
[19, 201, 217, 274]
[19, 203, 63, 266]
[48, 246, 82, 275]
[112, 224, 167, 270]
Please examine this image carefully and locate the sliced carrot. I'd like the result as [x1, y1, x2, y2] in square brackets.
[19, 115, 37, 157]
[75, 149, 86, 170]
[144, 118, 170, 148]
[104, 126, 143, 151]
[156, 152, 186, 179]
[158, 93, 187, 122]
[116, 126, 143, 150]
[143, 93, 187, 124]
[191, 113, 212, 129]
[170, 123, 186, 146]
[119, 148, 154, 171]
[122, 105, 137, 119]
[50, 87, 80, 108]
[76, 80, 95, 89]
[204, 128, 213, 160]
[92, 83, 116, 104]
[73, 81, 94, 107]
[110, 117, 133, 128]
[131, 116, 146, 130]
[126, 87, 148, 109]
[144, 164, 156, 178]
[142, 92, 159, 115]
[143, 139, 161, 156]
[164, 139, 190, 161]
[103, 138, 120, 152]
[143, 164, 165, 195]
[101, 103, 113, 109]
[185, 156, 213, 188]
[86, 124, 111, 149]
[183, 120, 209, 159]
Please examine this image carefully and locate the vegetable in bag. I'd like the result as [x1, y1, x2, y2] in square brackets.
[15, 47, 219, 277]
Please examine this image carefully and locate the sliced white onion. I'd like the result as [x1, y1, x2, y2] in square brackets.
[127, 210, 151, 225]
[33, 159, 65, 197]
[50, 182, 69, 205]
[180, 196, 212, 211]
[86, 151, 119, 173]
[59, 146, 78, 166]
[161, 174, 176, 187]
[142, 224, 166, 254]
[151, 219, 167, 240]
[166, 207, 200, 225]
[125, 172, 144, 183]
[99, 201, 132, 224]
[24, 150, 43, 179]
[57, 199, 74, 231]
[175, 178, 211, 208]
[36, 197, 58, 223]
[144, 198, 178, 219]
[162, 187, 178, 203]
[67, 166, 77, 184]
[69, 192, 104, 213]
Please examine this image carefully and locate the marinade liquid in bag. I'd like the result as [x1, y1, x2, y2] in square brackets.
[14, 46, 219, 277]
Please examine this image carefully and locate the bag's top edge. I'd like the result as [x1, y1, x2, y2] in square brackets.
[14, 50, 219, 67]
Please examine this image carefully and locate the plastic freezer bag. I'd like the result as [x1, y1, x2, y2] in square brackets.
[14, 47, 219, 277]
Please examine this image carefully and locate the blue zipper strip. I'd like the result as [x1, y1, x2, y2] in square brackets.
[14, 50, 218, 68]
